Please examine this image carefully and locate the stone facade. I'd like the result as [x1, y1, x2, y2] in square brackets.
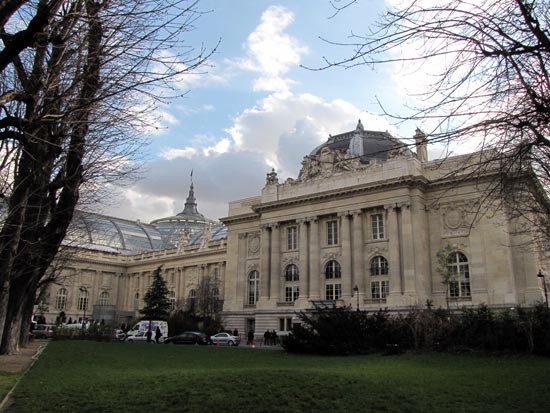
[39, 123, 549, 336]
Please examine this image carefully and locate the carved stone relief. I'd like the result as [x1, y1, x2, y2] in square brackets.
[247, 233, 260, 257]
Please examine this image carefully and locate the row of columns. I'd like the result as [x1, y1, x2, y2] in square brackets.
[257, 203, 415, 305]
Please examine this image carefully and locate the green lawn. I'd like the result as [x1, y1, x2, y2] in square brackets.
[8, 341, 550, 412]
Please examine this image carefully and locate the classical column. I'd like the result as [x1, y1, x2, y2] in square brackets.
[339, 212, 352, 298]
[352, 210, 364, 293]
[298, 218, 309, 299]
[237, 233, 247, 306]
[386, 205, 403, 302]
[309, 218, 320, 300]
[270, 223, 280, 300]
[259, 224, 271, 300]
[400, 203, 417, 300]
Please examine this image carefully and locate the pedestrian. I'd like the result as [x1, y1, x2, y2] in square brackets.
[155, 326, 162, 344]
[233, 328, 239, 338]
[272, 329, 278, 345]
[264, 330, 270, 346]
[247, 329, 254, 345]
[146, 328, 152, 343]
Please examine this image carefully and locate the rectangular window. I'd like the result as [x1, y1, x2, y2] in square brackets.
[371, 213, 384, 240]
[287, 226, 297, 250]
[327, 220, 338, 245]
[285, 286, 299, 302]
[279, 317, 293, 331]
[371, 280, 389, 300]
[325, 283, 342, 300]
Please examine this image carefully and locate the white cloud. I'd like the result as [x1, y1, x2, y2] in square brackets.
[107, 92, 397, 222]
[234, 5, 308, 93]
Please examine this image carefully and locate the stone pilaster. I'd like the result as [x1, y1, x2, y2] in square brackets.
[309, 218, 320, 300]
[401, 203, 418, 303]
[386, 205, 403, 305]
[270, 223, 280, 300]
[339, 212, 352, 298]
[352, 210, 364, 294]
[260, 224, 271, 301]
[298, 218, 309, 300]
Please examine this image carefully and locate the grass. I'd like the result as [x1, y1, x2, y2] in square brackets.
[8, 341, 550, 412]
[0, 371, 20, 403]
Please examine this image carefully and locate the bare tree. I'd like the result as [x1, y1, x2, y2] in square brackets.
[318, 0, 550, 246]
[0, 0, 216, 354]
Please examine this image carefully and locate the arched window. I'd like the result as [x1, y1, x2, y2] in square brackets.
[370, 256, 389, 276]
[212, 288, 220, 299]
[447, 252, 471, 298]
[285, 264, 299, 282]
[284, 265, 299, 302]
[248, 271, 260, 305]
[325, 260, 341, 279]
[77, 288, 89, 311]
[98, 291, 109, 306]
[55, 288, 67, 310]
[189, 289, 196, 298]
[325, 260, 342, 300]
[370, 256, 389, 302]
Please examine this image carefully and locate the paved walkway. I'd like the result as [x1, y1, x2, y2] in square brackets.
[0, 339, 46, 373]
[0, 340, 47, 412]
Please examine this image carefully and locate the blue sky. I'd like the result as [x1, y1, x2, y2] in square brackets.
[102, 1, 438, 223]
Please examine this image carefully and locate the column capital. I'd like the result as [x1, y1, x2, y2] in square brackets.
[351, 209, 363, 217]
[337, 211, 352, 218]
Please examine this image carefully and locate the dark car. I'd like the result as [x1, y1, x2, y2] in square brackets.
[164, 331, 209, 345]
[31, 324, 55, 339]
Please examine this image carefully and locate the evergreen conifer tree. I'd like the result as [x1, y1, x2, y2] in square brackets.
[140, 266, 171, 321]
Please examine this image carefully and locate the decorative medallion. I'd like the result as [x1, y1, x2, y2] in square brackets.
[248, 234, 260, 256]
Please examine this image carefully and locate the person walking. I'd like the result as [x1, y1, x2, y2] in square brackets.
[146, 328, 152, 343]
[247, 329, 254, 345]
[155, 326, 162, 344]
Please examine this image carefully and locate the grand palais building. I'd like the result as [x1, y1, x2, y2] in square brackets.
[33, 120, 549, 335]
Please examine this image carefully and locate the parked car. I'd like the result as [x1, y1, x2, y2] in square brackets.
[31, 324, 55, 339]
[210, 332, 240, 346]
[164, 331, 210, 345]
[112, 329, 125, 341]
[125, 330, 155, 343]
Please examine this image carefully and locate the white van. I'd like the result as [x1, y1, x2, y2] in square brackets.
[125, 320, 168, 343]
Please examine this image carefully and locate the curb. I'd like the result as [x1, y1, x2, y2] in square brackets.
[0, 342, 48, 412]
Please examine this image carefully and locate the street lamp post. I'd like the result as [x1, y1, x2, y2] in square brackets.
[353, 285, 359, 311]
[537, 271, 549, 309]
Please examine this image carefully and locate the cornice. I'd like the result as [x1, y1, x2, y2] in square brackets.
[253, 175, 430, 213]
[219, 212, 259, 225]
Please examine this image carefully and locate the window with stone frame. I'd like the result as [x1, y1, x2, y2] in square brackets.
[279, 317, 293, 332]
[325, 260, 342, 300]
[170, 290, 176, 311]
[55, 288, 68, 310]
[98, 291, 109, 306]
[447, 251, 471, 298]
[287, 226, 298, 250]
[284, 264, 300, 302]
[370, 256, 389, 301]
[325, 260, 341, 279]
[371, 280, 389, 300]
[77, 289, 89, 311]
[370, 256, 389, 275]
[371, 213, 385, 240]
[285, 286, 300, 302]
[327, 219, 339, 245]
[248, 270, 260, 305]
[325, 283, 342, 300]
